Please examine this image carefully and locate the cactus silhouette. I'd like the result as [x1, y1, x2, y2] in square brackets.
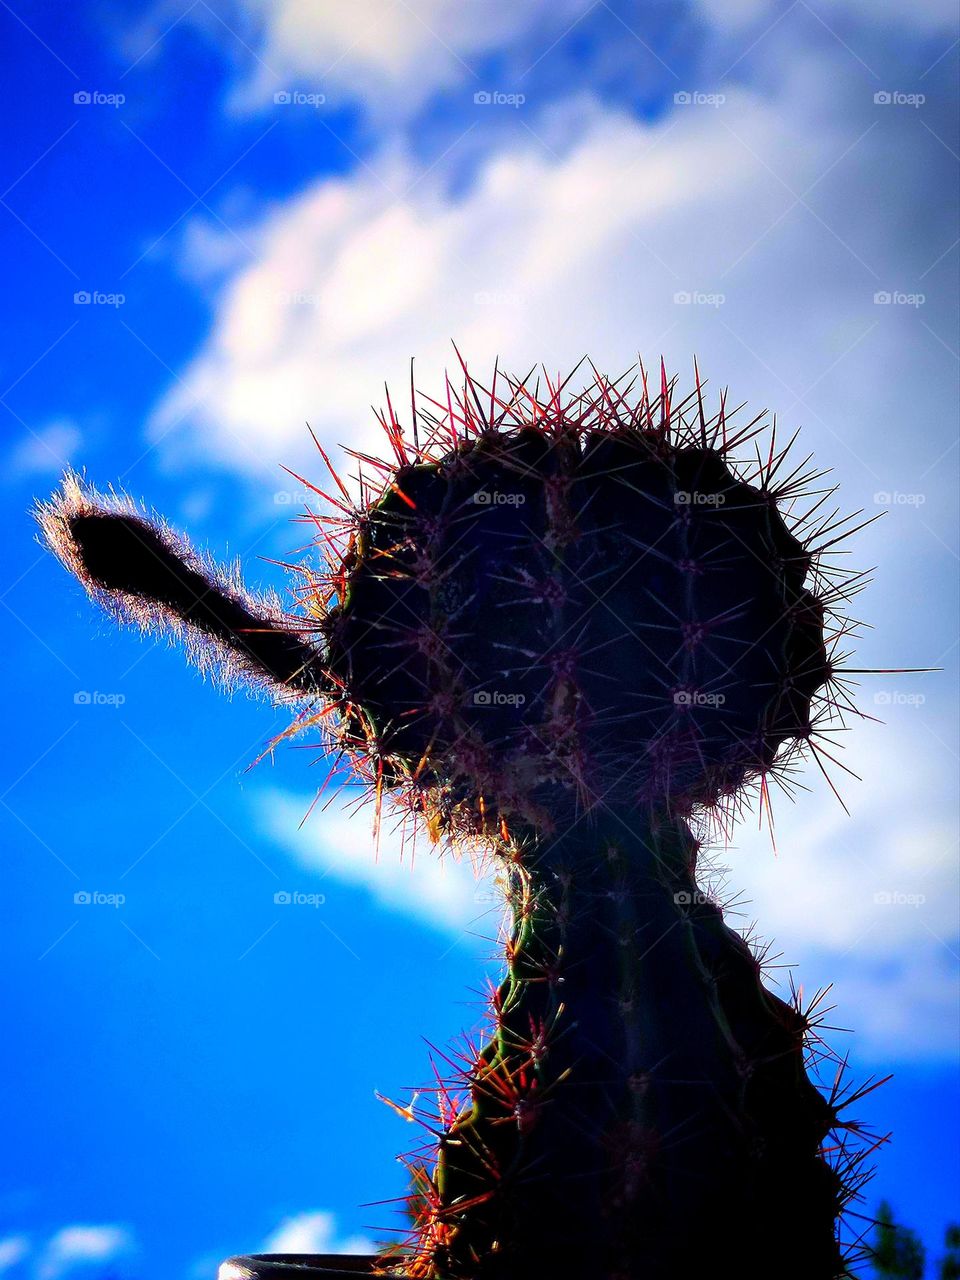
[40, 359, 886, 1279]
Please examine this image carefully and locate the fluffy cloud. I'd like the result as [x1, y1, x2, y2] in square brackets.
[157, 94, 765, 473]
[262, 1209, 373, 1254]
[0, 1239, 29, 1274]
[7, 421, 81, 479]
[162, 0, 953, 116]
[714, 712, 959, 1061]
[154, 72, 955, 542]
[37, 1226, 135, 1280]
[0, 1227, 136, 1279]
[257, 787, 499, 937]
[722, 716, 957, 955]
[231, 0, 586, 112]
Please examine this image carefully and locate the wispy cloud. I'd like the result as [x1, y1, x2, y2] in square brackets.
[716, 713, 959, 1061]
[133, 0, 588, 116]
[262, 1209, 373, 1254]
[37, 1225, 135, 1279]
[0, 1238, 29, 1274]
[0, 1226, 136, 1279]
[152, 71, 955, 546]
[256, 787, 499, 938]
[7, 421, 81, 480]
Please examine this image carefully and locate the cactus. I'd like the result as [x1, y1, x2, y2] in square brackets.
[39, 359, 885, 1279]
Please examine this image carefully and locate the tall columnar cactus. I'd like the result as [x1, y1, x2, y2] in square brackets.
[40, 360, 882, 1280]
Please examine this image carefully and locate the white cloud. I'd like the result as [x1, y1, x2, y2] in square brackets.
[228, 0, 585, 113]
[262, 1209, 373, 1255]
[723, 716, 957, 956]
[7, 421, 81, 479]
[148, 91, 794, 479]
[257, 788, 499, 938]
[37, 1226, 134, 1280]
[713, 711, 959, 1061]
[0, 1238, 29, 1273]
[152, 72, 955, 538]
[193, 0, 955, 115]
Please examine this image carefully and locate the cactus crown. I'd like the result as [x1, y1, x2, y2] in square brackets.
[307, 358, 859, 849]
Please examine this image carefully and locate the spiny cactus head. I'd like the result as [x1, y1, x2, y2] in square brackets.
[315, 361, 848, 838]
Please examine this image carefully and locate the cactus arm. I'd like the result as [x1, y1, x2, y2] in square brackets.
[38, 473, 326, 697]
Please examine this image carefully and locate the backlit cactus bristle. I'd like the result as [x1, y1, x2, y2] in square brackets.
[40, 356, 890, 1280]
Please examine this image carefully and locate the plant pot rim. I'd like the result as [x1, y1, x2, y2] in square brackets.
[219, 1255, 401, 1279]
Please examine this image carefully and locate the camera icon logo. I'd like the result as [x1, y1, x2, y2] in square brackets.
[73, 291, 91, 305]
[74, 891, 92, 905]
[274, 90, 292, 104]
[474, 91, 492, 105]
[274, 891, 292, 905]
[74, 690, 91, 704]
[673, 891, 692, 905]
[874, 91, 892, 104]
[473, 691, 492, 706]
[74, 91, 91, 105]
[472, 490, 492, 505]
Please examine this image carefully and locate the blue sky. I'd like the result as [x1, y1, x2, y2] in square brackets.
[1, 1, 958, 1274]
